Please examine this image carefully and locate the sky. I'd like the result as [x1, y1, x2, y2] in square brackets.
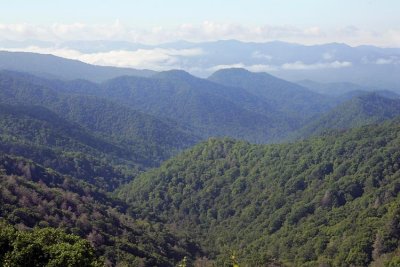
[2, 0, 398, 28]
[1, 0, 399, 46]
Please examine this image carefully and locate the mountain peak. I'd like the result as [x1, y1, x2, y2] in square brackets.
[208, 67, 279, 84]
[153, 69, 196, 81]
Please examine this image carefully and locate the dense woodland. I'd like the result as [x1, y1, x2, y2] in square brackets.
[0, 155, 199, 266]
[292, 93, 400, 140]
[0, 221, 101, 266]
[1, 54, 400, 266]
[119, 119, 400, 266]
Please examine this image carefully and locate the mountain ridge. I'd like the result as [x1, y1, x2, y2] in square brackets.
[0, 51, 155, 82]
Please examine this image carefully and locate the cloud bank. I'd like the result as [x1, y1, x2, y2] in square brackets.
[0, 21, 399, 47]
[1, 21, 398, 76]
[1, 46, 203, 71]
[207, 61, 352, 74]
[281, 61, 352, 70]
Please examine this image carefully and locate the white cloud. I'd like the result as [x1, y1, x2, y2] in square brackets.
[0, 43, 356, 74]
[375, 57, 399, 65]
[322, 52, 334, 60]
[281, 61, 352, 70]
[247, 64, 278, 72]
[0, 46, 204, 71]
[207, 63, 246, 72]
[80, 48, 203, 69]
[376, 58, 393, 65]
[252, 51, 272, 60]
[208, 60, 352, 73]
[0, 21, 399, 47]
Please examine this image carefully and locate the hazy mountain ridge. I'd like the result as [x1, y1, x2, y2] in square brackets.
[292, 93, 400, 139]
[208, 68, 334, 120]
[100, 70, 296, 143]
[2, 40, 400, 90]
[297, 80, 378, 96]
[0, 70, 199, 163]
[0, 51, 155, 82]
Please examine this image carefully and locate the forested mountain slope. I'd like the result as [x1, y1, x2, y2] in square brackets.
[0, 221, 102, 267]
[208, 68, 334, 120]
[294, 93, 400, 139]
[119, 118, 400, 266]
[0, 155, 200, 266]
[0, 69, 357, 145]
[0, 104, 138, 190]
[100, 70, 295, 143]
[0, 71, 199, 181]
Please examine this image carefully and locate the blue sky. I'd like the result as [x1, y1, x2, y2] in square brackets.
[0, 0, 399, 46]
[2, 0, 398, 28]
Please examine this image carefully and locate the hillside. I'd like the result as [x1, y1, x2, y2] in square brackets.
[0, 155, 200, 266]
[294, 93, 400, 139]
[0, 51, 155, 82]
[119, 118, 400, 266]
[0, 69, 362, 145]
[100, 70, 295, 143]
[0, 71, 199, 177]
[0, 104, 139, 190]
[296, 80, 377, 96]
[208, 68, 334, 121]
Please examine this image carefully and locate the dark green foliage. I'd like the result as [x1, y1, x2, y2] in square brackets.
[0, 71, 199, 189]
[3, 66, 400, 266]
[0, 103, 135, 190]
[0, 71, 198, 162]
[0, 221, 101, 267]
[100, 70, 295, 143]
[294, 93, 400, 139]
[119, 118, 400, 266]
[0, 155, 200, 266]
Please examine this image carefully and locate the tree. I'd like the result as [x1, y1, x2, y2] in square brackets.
[0, 221, 102, 267]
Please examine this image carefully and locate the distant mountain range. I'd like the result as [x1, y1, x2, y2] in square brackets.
[0, 51, 155, 82]
[2, 39, 399, 90]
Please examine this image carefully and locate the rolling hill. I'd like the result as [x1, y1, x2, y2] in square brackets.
[0, 154, 199, 266]
[0, 71, 199, 175]
[0, 103, 137, 190]
[99, 70, 296, 143]
[294, 93, 400, 139]
[208, 68, 334, 121]
[119, 118, 400, 266]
